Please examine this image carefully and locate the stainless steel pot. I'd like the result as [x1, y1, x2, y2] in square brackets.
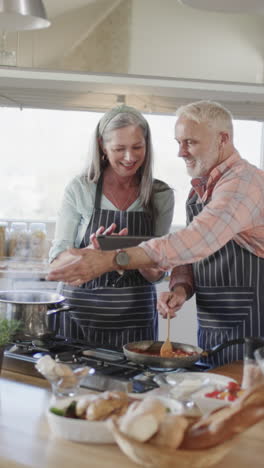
[0, 290, 71, 341]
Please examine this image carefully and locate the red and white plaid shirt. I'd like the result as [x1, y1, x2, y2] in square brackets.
[141, 152, 264, 283]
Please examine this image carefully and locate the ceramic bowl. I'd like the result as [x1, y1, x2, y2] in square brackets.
[46, 394, 115, 444]
[191, 386, 231, 415]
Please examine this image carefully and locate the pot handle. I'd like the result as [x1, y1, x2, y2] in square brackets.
[201, 337, 245, 357]
[46, 305, 71, 316]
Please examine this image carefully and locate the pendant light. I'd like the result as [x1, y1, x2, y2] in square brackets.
[0, 0, 50, 32]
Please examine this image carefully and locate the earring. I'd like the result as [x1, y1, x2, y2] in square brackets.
[102, 153, 108, 161]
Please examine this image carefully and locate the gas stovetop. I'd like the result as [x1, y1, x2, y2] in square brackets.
[3, 339, 213, 393]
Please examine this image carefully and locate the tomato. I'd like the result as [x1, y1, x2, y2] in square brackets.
[227, 394, 237, 401]
[204, 381, 244, 401]
[226, 381, 240, 392]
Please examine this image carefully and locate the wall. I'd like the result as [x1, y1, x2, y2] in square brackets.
[60, 0, 132, 73]
[4, 0, 264, 85]
[13, 0, 127, 69]
[129, 0, 264, 83]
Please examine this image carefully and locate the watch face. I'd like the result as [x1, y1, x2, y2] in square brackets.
[116, 251, 129, 266]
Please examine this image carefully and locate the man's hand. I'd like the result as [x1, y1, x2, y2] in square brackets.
[47, 248, 114, 285]
[157, 285, 187, 318]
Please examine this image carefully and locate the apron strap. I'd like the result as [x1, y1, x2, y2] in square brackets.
[94, 174, 104, 210]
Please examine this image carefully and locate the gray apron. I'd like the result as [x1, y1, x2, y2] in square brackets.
[57, 176, 158, 349]
[187, 189, 264, 366]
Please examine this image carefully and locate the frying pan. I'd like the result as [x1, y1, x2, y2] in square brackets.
[123, 338, 245, 369]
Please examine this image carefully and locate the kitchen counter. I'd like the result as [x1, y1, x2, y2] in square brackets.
[0, 363, 263, 468]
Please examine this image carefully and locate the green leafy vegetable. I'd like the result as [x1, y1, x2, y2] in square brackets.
[0, 319, 21, 346]
[64, 401, 78, 418]
[49, 407, 65, 417]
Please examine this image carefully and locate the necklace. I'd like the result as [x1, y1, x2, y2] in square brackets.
[103, 177, 139, 211]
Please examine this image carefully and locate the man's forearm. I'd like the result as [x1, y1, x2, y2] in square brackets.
[47, 246, 158, 284]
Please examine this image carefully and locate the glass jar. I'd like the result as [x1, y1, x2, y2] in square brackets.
[241, 337, 264, 389]
[29, 222, 47, 259]
[9, 222, 28, 258]
[0, 221, 8, 258]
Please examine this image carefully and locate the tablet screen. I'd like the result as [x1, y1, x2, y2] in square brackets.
[97, 235, 155, 251]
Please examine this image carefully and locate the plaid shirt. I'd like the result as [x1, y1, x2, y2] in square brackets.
[141, 152, 264, 281]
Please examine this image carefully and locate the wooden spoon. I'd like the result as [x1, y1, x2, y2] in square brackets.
[160, 313, 173, 357]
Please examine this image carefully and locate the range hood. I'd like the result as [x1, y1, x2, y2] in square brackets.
[1, 66, 264, 120]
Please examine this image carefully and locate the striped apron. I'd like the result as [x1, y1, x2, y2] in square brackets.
[187, 191, 264, 366]
[56, 176, 158, 349]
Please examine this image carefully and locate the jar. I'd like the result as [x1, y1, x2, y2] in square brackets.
[9, 222, 28, 258]
[29, 222, 47, 259]
[241, 337, 264, 389]
[0, 221, 8, 258]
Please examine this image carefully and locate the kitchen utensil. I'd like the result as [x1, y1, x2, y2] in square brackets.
[123, 338, 245, 369]
[0, 290, 71, 340]
[160, 313, 173, 357]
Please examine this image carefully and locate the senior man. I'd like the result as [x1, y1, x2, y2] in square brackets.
[48, 101, 264, 365]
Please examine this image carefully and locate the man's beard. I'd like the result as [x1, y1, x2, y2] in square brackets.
[186, 158, 208, 178]
[186, 148, 219, 178]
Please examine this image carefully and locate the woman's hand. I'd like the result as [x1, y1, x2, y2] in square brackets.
[89, 223, 128, 249]
[157, 285, 188, 318]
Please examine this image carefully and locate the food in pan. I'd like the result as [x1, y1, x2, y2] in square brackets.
[131, 346, 199, 358]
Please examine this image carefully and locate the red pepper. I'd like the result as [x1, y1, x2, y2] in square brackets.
[205, 390, 221, 398]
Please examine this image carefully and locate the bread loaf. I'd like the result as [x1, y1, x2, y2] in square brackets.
[181, 384, 264, 449]
[149, 414, 189, 449]
[75, 396, 94, 417]
[118, 398, 167, 442]
[86, 394, 130, 421]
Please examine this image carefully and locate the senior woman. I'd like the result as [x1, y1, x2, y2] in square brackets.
[49, 105, 174, 348]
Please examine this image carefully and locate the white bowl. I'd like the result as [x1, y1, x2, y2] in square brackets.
[191, 386, 231, 415]
[150, 395, 184, 414]
[46, 395, 115, 444]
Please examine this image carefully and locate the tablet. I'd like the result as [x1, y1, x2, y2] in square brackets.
[97, 235, 155, 251]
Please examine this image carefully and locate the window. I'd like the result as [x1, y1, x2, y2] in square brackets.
[0, 108, 263, 226]
[148, 115, 263, 225]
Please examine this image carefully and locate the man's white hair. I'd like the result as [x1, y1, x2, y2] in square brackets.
[176, 100, 234, 139]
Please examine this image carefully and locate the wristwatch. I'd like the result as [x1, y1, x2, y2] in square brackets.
[114, 249, 130, 268]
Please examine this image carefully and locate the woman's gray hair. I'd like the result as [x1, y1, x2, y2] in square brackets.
[176, 100, 234, 139]
[85, 105, 154, 209]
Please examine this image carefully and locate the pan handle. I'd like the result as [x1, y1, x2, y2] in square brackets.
[201, 338, 245, 357]
[46, 305, 71, 315]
